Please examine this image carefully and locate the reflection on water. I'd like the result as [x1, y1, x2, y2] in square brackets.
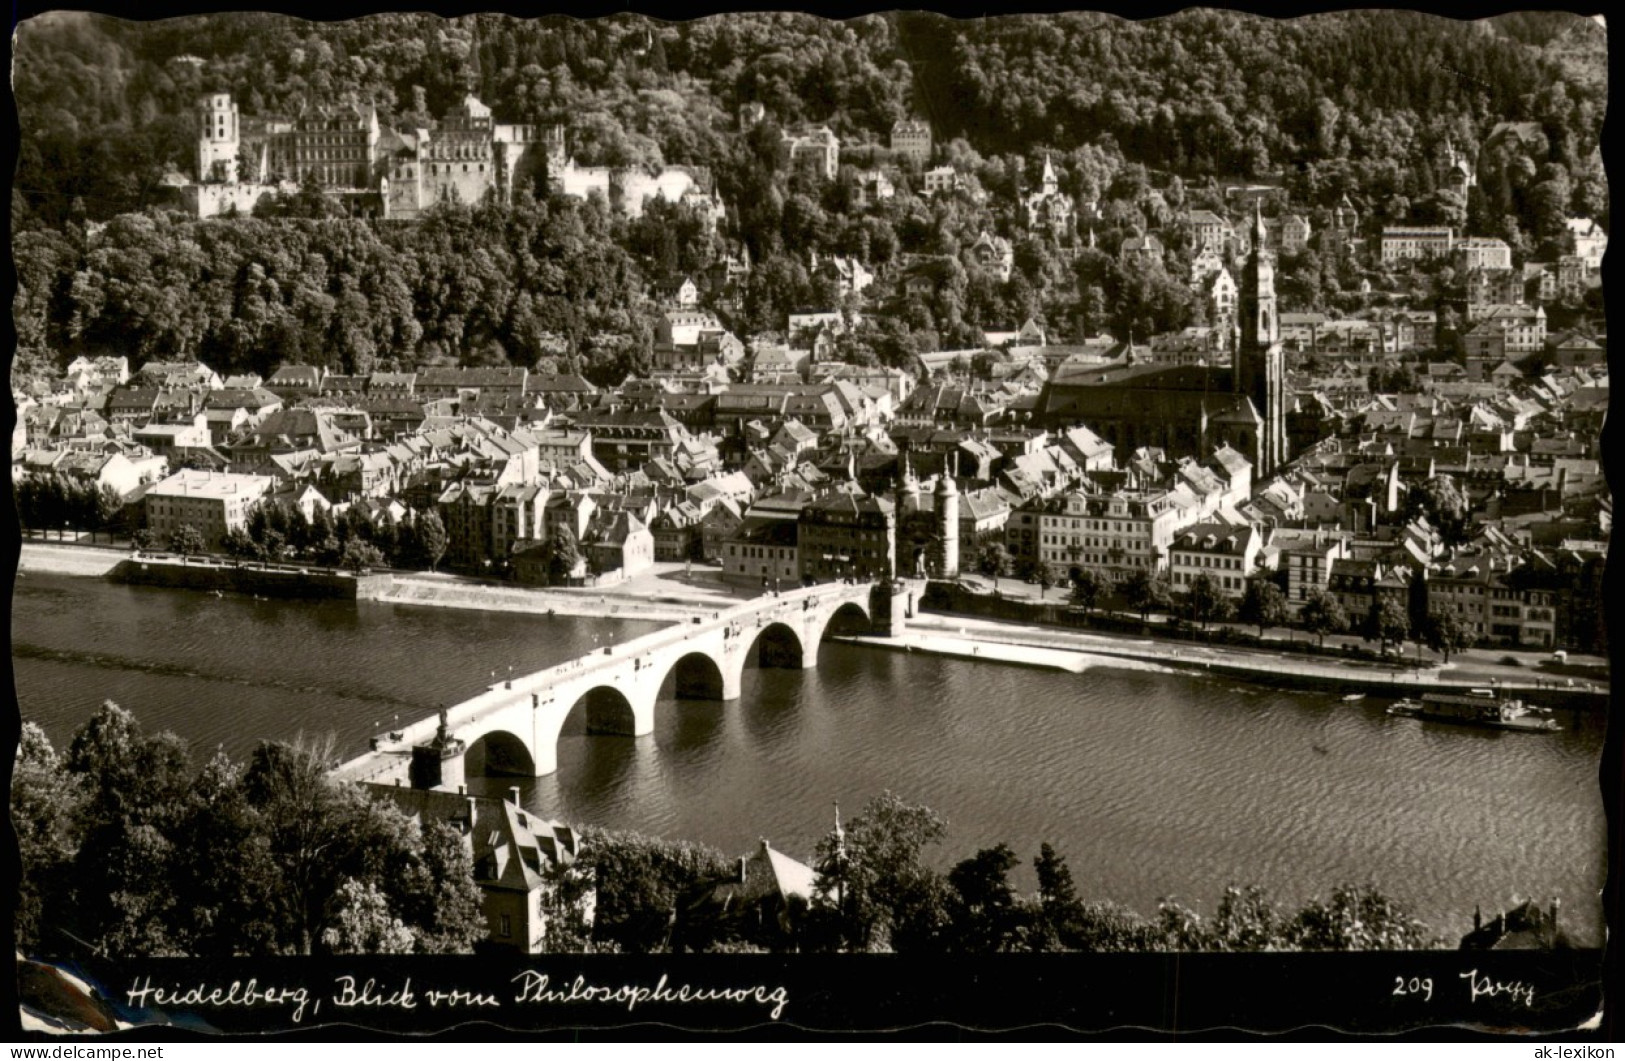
[13, 573, 1607, 945]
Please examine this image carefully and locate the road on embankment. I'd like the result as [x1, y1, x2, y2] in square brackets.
[904, 613, 1607, 704]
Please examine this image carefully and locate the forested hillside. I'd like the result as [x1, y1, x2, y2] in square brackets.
[12, 9, 1607, 383]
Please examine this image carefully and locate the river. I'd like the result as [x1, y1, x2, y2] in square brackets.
[11, 573, 1608, 944]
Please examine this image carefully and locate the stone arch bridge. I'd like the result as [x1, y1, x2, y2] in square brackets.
[334, 581, 895, 784]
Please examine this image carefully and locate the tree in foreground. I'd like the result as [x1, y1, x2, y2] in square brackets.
[1070, 569, 1103, 613]
[546, 526, 584, 585]
[977, 543, 1011, 594]
[1158, 883, 1437, 951]
[1239, 579, 1289, 638]
[416, 510, 449, 572]
[1423, 611, 1475, 663]
[1033, 843, 1163, 952]
[1184, 573, 1226, 631]
[15, 703, 489, 960]
[1297, 587, 1349, 648]
[813, 792, 948, 952]
[169, 523, 207, 557]
[1285, 884, 1438, 950]
[321, 878, 416, 954]
[1367, 596, 1412, 657]
[1122, 569, 1172, 622]
[341, 538, 386, 573]
[12, 723, 84, 951]
[576, 827, 731, 953]
[947, 843, 1026, 952]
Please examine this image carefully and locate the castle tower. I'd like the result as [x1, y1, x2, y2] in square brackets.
[934, 471, 960, 579]
[197, 93, 240, 184]
[1236, 202, 1287, 475]
[1040, 153, 1059, 197]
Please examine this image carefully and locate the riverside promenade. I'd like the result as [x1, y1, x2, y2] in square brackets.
[904, 613, 1608, 705]
[836, 631, 1109, 673]
[17, 541, 127, 576]
[363, 573, 719, 622]
[17, 542, 745, 623]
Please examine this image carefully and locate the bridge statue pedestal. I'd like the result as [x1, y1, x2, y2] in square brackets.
[410, 712, 467, 790]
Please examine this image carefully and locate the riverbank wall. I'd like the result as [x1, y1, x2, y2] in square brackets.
[17, 543, 128, 577]
[905, 613, 1608, 711]
[919, 580, 1408, 666]
[109, 557, 387, 600]
[359, 574, 712, 622]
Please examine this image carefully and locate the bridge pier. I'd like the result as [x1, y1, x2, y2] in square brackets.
[527, 741, 558, 778]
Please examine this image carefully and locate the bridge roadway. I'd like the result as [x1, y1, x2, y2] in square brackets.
[332, 580, 883, 784]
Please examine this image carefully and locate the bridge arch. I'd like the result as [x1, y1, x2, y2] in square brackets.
[750, 620, 807, 670]
[815, 600, 872, 644]
[569, 684, 640, 737]
[466, 730, 536, 778]
[662, 650, 727, 702]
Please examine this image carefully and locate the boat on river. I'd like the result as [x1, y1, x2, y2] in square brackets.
[1387, 690, 1560, 733]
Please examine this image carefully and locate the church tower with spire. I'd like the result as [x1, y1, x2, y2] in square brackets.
[1235, 202, 1287, 475]
[1040, 153, 1059, 197]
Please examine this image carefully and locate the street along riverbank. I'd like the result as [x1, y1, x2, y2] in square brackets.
[15, 542, 723, 622]
[903, 613, 1608, 709]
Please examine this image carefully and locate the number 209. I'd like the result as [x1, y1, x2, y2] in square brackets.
[1393, 976, 1433, 1002]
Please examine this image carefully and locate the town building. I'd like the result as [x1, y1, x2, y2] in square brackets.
[1036, 486, 1187, 583]
[968, 231, 1014, 283]
[364, 782, 588, 954]
[893, 458, 961, 579]
[724, 512, 802, 585]
[781, 126, 840, 180]
[1566, 217, 1607, 271]
[1381, 227, 1455, 263]
[1274, 529, 1352, 604]
[1186, 210, 1234, 255]
[889, 119, 932, 165]
[1024, 155, 1073, 236]
[587, 511, 655, 579]
[798, 490, 897, 582]
[143, 468, 274, 547]
[552, 157, 721, 222]
[1168, 522, 1262, 596]
[1266, 214, 1312, 256]
[922, 166, 958, 196]
[1438, 138, 1477, 195]
[385, 96, 552, 220]
[675, 839, 816, 952]
[197, 92, 241, 184]
[1455, 237, 1513, 273]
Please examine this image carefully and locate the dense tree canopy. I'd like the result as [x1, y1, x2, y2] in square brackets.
[14, 705, 486, 958]
[10, 10, 1605, 386]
